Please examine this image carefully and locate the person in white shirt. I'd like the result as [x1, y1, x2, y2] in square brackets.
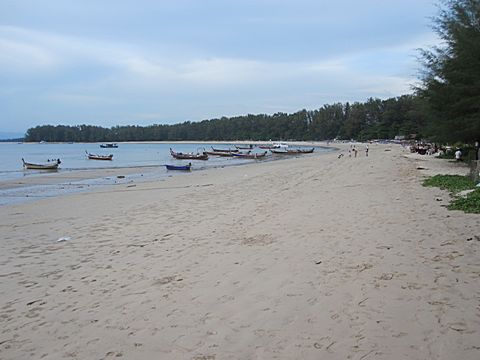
[455, 149, 462, 161]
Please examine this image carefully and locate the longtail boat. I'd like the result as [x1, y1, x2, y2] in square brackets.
[100, 143, 118, 148]
[85, 150, 113, 160]
[260, 143, 289, 149]
[22, 158, 61, 170]
[231, 151, 268, 159]
[205, 150, 235, 157]
[235, 144, 254, 150]
[170, 148, 209, 160]
[271, 148, 315, 154]
[211, 146, 238, 153]
[165, 163, 191, 171]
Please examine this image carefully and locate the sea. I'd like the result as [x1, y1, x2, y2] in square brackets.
[0, 142, 332, 205]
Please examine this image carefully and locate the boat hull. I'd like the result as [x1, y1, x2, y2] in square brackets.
[235, 145, 254, 150]
[211, 147, 238, 153]
[271, 148, 314, 154]
[22, 159, 60, 170]
[100, 143, 118, 148]
[85, 151, 113, 160]
[170, 148, 209, 160]
[88, 155, 113, 160]
[165, 164, 191, 171]
[231, 151, 268, 159]
[205, 151, 234, 157]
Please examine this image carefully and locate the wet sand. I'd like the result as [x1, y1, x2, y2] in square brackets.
[0, 143, 479, 359]
[0, 166, 158, 190]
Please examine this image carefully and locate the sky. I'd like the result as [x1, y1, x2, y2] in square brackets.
[0, 0, 440, 135]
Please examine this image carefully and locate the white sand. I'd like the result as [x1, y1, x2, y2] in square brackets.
[0, 143, 479, 360]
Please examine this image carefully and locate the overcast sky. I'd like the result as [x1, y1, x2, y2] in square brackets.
[0, 0, 440, 134]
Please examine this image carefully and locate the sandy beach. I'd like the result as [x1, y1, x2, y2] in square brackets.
[0, 143, 479, 360]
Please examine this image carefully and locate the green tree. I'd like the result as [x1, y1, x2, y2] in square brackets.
[418, 0, 480, 143]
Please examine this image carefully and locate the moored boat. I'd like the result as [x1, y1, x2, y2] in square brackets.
[235, 144, 254, 150]
[259, 142, 288, 149]
[165, 163, 192, 171]
[170, 148, 209, 160]
[231, 151, 268, 159]
[211, 146, 238, 153]
[100, 143, 118, 148]
[205, 150, 235, 157]
[271, 147, 315, 154]
[85, 150, 113, 160]
[22, 158, 61, 170]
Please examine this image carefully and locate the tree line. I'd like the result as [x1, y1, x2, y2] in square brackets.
[24, 0, 479, 145]
[24, 95, 427, 143]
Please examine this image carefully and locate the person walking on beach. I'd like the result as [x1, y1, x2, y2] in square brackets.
[365, 144, 369, 157]
[353, 146, 358, 158]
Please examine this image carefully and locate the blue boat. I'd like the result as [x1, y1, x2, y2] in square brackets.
[165, 163, 191, 171]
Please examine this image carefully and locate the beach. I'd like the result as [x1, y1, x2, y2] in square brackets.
[0, 143, 479, 359]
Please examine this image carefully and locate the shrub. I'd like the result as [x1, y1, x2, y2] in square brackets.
[423, 175, 476, 193]
[448, 189, 480, 213]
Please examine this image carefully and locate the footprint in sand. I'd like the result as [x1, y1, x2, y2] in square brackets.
[153, 275, 180, 285]
[241, 234, 274, 246]
[104, 351, 123, 358]
[25, 305, 45, 318]
[401, 282, 423, 290]
[448, 322, 473, 333]
[379, 273, 394, 281]
[313, 337, 336, 352]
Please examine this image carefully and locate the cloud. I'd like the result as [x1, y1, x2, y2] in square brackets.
[0, 25, 416, 87]
[0, 24, 434, 131]
[0, 25, 149, 74]
[0, 26, 261, 87]
[0, 36, 57, 70]
[44, 93, 119, 105]
[117, 56, 171, 77]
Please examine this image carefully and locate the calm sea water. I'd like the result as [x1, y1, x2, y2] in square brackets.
[0, 142, 332, 205]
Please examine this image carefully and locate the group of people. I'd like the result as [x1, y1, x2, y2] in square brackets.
[408, 142, 465, 161]
[338, 144, 369, 158]
[336, 141, 467, 162]
[409, 143, 440, 155]
[349, 144, 368, 158]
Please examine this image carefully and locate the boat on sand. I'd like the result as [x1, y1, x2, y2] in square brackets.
[165, 163, 192, 171]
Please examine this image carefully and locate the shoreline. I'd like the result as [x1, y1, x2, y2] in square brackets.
[0, 142, 336, 206]
[10, 140, 338, 145]
[1, 143, 478, 359]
